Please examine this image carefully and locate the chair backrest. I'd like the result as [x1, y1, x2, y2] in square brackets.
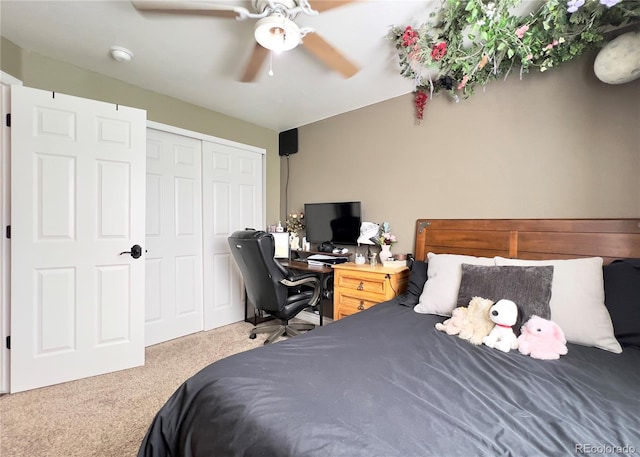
[228, 230, 290, 314]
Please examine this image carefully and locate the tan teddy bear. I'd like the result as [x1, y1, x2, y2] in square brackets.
[435, 307, 467, 335]
[457, 296, 495, 345]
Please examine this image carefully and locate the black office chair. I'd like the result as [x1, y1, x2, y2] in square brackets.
[228, 230, 320, 344]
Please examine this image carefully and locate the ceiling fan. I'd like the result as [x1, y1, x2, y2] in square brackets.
[131, 0, 360, 82]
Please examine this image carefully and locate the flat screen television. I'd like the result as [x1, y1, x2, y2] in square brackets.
[304, 201, 361, 245]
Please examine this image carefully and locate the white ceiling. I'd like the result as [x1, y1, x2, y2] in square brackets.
[0, 0, 439, 131]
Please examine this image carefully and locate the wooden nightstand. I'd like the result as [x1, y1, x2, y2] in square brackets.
[332, 262, 409, 320]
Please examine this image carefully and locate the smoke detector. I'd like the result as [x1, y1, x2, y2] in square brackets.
[109, 46, 133, 63]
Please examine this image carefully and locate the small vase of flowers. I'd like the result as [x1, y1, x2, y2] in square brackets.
[372, 222, 397, 262]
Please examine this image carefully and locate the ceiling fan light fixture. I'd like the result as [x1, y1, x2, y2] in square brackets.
[254, 15, 301, 53]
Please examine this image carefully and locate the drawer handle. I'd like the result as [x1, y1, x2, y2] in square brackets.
[358, 301, 365, 311]
[357, 281, 364, 291]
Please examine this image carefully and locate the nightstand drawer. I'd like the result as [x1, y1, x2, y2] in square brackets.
[336, 273, 386, 295]
[335, 292, 378, 310]
[333, 297, 376, 320]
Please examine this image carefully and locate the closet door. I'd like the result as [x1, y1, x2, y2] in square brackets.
[202, 141, 263, 330]
[145, 128, 203, 346]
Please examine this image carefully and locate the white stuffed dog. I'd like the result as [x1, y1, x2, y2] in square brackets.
[482, 299, 519, 353]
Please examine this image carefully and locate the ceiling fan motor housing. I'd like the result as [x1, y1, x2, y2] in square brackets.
[253, 0, 300, 15]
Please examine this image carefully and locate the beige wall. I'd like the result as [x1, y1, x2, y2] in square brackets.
[4, 36, 639, 254]
[1, 38, 21, 75]
[1, 37, 280, 226]
[285, 54, 640, 254]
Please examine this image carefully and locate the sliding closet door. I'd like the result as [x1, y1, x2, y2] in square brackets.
[145, 128, 203, 346]
[10, 86, 146, 392]
[202, 141, 264, 330]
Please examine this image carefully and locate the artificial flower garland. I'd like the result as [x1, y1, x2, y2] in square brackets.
[389, 0, 640, 123]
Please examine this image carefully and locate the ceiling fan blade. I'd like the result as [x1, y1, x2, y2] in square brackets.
[131, 1, 244, 18]
[302, 33, 358, 78]
[240, 43, 270, 82]
[310, 1, 356, 12]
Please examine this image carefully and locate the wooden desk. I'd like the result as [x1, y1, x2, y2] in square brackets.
[278, 259, 333, 275]
[278, 259, 334, 325]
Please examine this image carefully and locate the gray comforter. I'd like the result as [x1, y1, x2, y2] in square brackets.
[138, 301, 640, 457]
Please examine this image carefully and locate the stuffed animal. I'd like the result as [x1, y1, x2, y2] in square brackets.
[483, 299, 519, 352]
[517, 315, 568, 360]
[457, 296, 495, 345]
[435, 307, 467, 335]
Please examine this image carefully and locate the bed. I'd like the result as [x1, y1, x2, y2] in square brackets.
[138, 218, 640, 457]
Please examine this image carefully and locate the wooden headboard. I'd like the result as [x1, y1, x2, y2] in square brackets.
[415, 219, 640, 265]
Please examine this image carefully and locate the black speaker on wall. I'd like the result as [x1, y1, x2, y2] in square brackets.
[279, 128, 298, 156]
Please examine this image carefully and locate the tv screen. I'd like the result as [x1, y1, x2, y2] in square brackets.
[304, 201, 361, 245]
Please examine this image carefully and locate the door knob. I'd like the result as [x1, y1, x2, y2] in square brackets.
[119, 244, 143, 259]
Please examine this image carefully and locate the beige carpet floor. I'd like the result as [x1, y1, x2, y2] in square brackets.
[0, 320, 265, 457]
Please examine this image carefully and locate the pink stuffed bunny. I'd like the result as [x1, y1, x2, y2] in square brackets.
[517, 316, 568, 360]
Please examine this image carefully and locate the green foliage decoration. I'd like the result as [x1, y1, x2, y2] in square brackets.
[389, 0, 640, 122]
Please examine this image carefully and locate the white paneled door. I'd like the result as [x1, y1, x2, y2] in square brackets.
[202, 141, 263, 330]
[145, 128, 203, 346]
[10, 86, 146, 392]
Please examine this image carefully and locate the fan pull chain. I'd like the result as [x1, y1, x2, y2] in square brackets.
[268, 51, 274, 77]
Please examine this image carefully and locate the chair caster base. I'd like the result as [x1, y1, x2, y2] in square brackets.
[249, 333, 257, 340]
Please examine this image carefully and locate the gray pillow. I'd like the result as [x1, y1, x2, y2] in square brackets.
[457, 264, 554, 332]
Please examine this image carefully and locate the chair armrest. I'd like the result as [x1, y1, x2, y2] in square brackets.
[285, 272, 320, 283]
[280, 274, 320, 288]
[280, 275, 321, 308]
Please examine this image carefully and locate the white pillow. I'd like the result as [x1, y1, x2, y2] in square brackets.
[414, 252, 494, 316]
[494, 256, 622, 353]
